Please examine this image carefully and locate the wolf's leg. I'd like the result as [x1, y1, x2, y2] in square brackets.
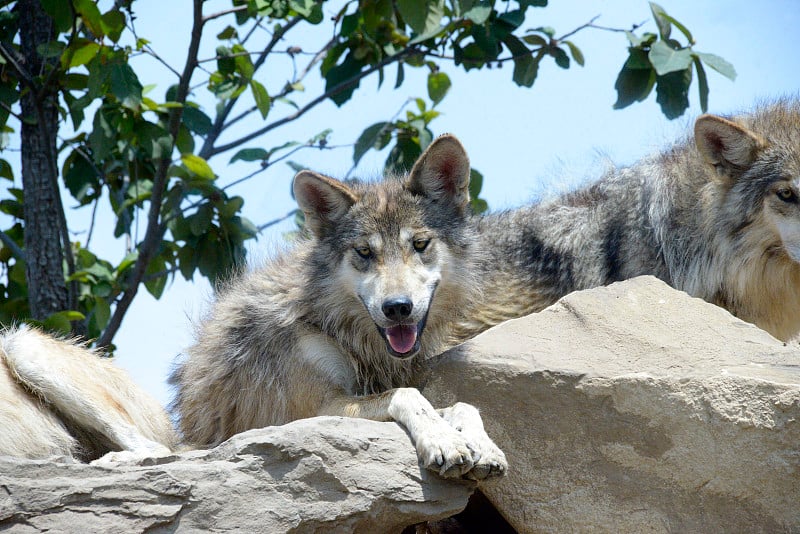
[438, 402, 507, 480]
[2, 327, 172, 460]
[320, 387, 480, 478]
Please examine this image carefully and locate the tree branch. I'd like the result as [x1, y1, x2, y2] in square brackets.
[206, 48, 415, 158]
[97, 0, 205, 348]
[198, 15, 305, 159]
[0, 230, 25, 261]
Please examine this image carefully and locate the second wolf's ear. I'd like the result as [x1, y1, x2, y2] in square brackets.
[695, 115, 765, 177]
[293, 171, 358, 236]
[407, 134, 471, 212]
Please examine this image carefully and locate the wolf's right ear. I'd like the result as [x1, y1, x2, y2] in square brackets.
[695, 115, 765, 177]
[407, 134, 471, 212]
[293, 171, 358, 237]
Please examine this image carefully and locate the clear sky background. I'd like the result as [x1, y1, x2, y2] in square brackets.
[5, 1, 800, 406]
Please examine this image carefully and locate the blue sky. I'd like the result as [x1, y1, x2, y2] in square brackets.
[5, 1, 800, 405]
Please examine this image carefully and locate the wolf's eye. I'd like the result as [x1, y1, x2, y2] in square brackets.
[413, 238, 431, 252]
[354, 245, 372, 259]
[777, 188, 798, 203]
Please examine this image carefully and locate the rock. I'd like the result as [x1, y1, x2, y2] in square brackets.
[424, 276, 800, 533]
[0, 417, 474, 533]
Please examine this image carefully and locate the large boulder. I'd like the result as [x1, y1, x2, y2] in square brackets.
[425, 276, 800, 533]
[0, 417, 474, 533]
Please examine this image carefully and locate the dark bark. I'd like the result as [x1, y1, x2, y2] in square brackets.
[17, 0, 69, 320]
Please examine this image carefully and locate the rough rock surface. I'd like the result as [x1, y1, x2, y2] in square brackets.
[425, 276, 800, 533]
[0, 417, 473, 533]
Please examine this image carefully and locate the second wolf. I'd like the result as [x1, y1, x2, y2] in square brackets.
[172, 135, 506, 480]
[460, 98, 800, 342]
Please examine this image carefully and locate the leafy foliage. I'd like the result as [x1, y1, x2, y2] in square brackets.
[0, 0, 734, 347]
[613, 2, 736, 118]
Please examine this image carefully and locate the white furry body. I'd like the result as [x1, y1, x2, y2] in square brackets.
[0, 325, 176, 461]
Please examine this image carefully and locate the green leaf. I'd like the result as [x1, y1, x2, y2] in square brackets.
[230, 148, 269, 163]
[217, 25, 237, 40]
[550, 47, 570, 69]
[73, 0, 105, 38]
[694, 52, 737, 81]
[648, 40, 692, 76]
[649, 2, 671, 40]
[182, 105, 213, 135]
[109, 63, 143, 109]
[115, 250, 139, 275]
[40, 0, 73, 32]
[427, 72, 451, 105]
[144, 257, 168, 299]
[67, 42, 101, 68]
[613, 59, 656, 110]
[395, 62, 405, 89]
[503, 35, 539, 87]
[655, 68, 692, 120]
[250, 79, 271, 119]
[662, 13, 693, 44]
[625, 31, 649, 48]
[522, 34, 547, 47]
[89, 297, 111, 333]
[397, 0, 444, 36]
[181, 154, 216, 180]
[693, 57, 709, 113]
[564, 40, 584, 66]
[219, 196, 245, 218]
[463, 4, 491, 24]
[325, 54, 363, 106]
[176, 125, 195, 154]
[190, 204, 214, 236]
[100, 9, 126, 43]
[0, 159, 12, 180]
[42, 311, 86, 335]
[177, 245, 196, 281]
[468, 168, 483, 199]
[353, 122, 392, 166]
[216, 46, 235, 75]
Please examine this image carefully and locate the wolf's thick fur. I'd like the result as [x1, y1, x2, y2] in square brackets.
[459, 99, 800, 342]
[0, 325, 176, 461]
[171, 135, 507, 479]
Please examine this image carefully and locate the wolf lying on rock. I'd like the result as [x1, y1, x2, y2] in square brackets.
[459, 98, 800, 342]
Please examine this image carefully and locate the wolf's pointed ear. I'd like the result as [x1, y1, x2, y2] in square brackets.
[293, 171, 358, 236]
[407, 134, 471, 211]
[695, 115, 765, 177]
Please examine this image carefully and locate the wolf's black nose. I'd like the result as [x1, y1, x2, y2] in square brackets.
[382, 298, 413, 321]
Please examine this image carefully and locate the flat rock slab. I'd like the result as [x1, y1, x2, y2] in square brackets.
[426, 276, 800, 533]
[0, 417, 474, 533]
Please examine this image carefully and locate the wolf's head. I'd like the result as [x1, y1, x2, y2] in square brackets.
[292, 135, 473, 360]
[695, 101, 800, 262]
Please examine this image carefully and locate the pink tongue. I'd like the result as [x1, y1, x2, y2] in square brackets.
[385, 324, 418, 354]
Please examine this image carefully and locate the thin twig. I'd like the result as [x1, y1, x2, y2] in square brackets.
[202, 5, 248, 23]
[0, 230, 25, 261]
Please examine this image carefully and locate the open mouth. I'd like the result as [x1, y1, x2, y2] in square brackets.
[380, 323, 422, 358]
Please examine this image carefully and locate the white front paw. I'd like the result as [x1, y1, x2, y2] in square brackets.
[415, 426, 476, 478]
[463, 435, 507, 481]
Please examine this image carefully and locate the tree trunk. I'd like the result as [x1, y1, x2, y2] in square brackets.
[17, 0, 69, 321]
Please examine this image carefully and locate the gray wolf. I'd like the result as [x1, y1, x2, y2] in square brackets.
[458, 98, 800, 342]
[0, 325, 176, 461]
[171, 135, 507, 479]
